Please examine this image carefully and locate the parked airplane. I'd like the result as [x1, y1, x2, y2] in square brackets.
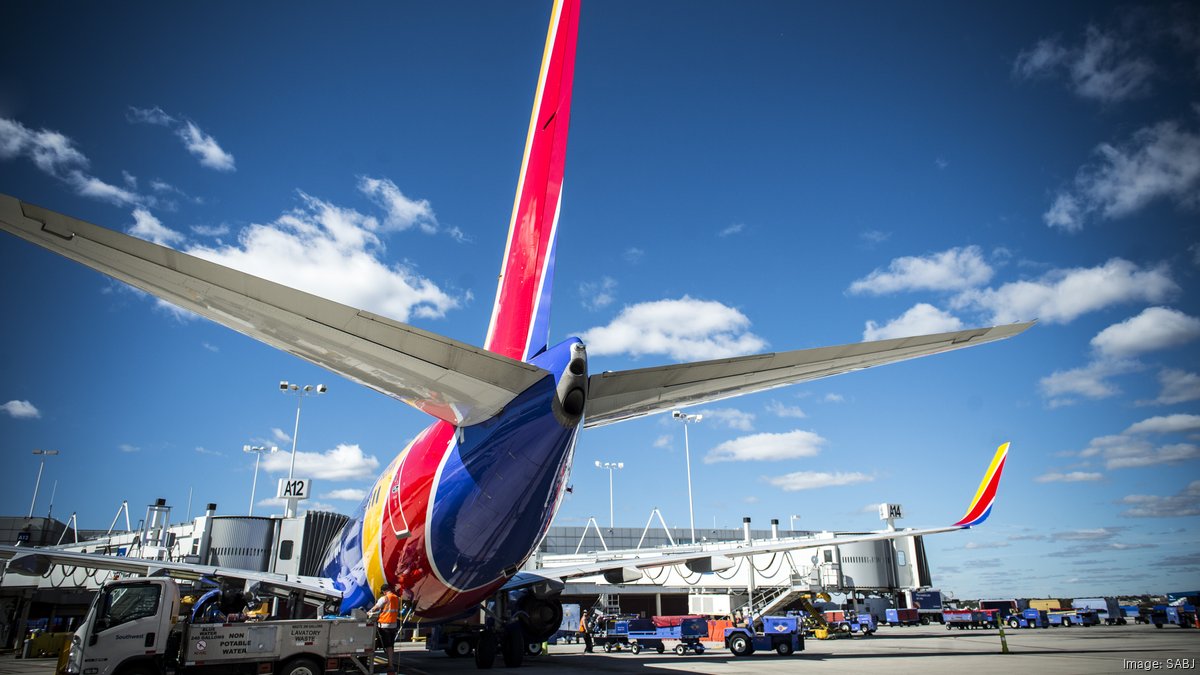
[0, 0, 1028, 667]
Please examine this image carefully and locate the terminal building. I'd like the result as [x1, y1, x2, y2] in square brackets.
[0, 500, 935, 649]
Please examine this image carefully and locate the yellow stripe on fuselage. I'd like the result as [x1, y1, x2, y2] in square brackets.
[362, 439, 414, 594]
[966, 442, 1009, 510]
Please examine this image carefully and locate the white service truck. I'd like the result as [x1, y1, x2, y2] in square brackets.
[62, 578, 375, 675]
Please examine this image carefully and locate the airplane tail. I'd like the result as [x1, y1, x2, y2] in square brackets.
[483, 0, 580, 363]
[953, 442, 1010, 528]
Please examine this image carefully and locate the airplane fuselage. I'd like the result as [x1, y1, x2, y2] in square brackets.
[321, 338, 581, 620]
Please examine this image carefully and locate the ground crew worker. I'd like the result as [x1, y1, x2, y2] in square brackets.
[368, 584, 401, 674]
[580, 609, 593, 652]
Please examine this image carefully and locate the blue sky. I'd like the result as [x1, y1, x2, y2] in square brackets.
[2, 2, 1198, 599]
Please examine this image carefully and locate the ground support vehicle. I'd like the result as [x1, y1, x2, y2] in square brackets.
[1006, 609, 1049, 629]
[723, 616, 804, 657]
[821, 610, 876, 635]
[63, 578, 375, 675]
[1122, 606, 1149, 624]
[1049, 609, 1098, 627]
[1152, 605, 1198, 629]
[979, 600, 1026, 623]
[913, 591, 944, 625]
[1073, 598, 1125, 625]
[627, 617, 708, 655]
[942, 610, 994, 630]
[883, 608, 921, 627]
[592, 617, 638, 652]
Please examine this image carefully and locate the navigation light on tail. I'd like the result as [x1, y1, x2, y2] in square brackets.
[953, 442, 1010, 528]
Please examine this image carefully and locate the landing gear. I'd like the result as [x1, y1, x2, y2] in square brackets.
[474, 629, 496, 669]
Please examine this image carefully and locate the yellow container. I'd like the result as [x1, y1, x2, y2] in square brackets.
[813, 628, 830, 640]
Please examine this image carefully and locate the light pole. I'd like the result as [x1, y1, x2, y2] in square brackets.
[672, 410, 703, 544]
[594, 461, 624, 528]
[789, 514, 801, 531]
[244, 445, 278, 516]
[28, 449, 59, 518]
[280, 381, 327, 517]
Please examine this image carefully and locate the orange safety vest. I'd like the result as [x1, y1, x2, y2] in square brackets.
[379, 592, 400, 624]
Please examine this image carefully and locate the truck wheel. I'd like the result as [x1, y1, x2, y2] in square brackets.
[475, 630, 496, 669]
[695, 645, 705, 654]
[655, 644, 665, 654]
[776, 640, 793, 656]
[1008, 618, 1019, 629]
[630, 643, 641, 655]
[604, 642, 613, 652]
[280, 657, 321, 675]
[1154, 623, 1163, 629]
[1062, 618, 1071, 627]
[450, 637, 473, 658]
[921, 616, 931, 625]
[730, 635, 752, 657]
[675, 644, 686, 655]
[525, 642, 543, 656]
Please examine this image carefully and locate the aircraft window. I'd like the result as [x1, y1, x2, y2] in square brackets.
[280, 541, 294, 560]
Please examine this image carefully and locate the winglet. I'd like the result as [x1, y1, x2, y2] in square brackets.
[953, 442, 1010, 528]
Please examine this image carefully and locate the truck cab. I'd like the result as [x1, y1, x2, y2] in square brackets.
[724, 615, 804, 657]
[65, 578, 180, 675]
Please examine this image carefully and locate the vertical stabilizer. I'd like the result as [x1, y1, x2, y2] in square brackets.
[484, 0, 580, 362]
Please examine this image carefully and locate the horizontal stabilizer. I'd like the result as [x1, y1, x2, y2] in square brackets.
[583, 322, 1033, 427]
[0, 195, 548, 427]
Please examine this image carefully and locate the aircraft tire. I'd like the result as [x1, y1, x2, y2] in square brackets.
[474, 630, 496, 669]
[501, 625, 524, 668]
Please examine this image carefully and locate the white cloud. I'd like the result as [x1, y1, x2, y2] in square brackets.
[718, 223, 744, 237]
[579, 277, 617, 311]
[951, 258, 1177, 325]
[118, 443, 139, 453]
[964, 541, 1011, 550]
[188, 191, 459, 322]
[823, 393, 845, 403]
[1125, 413, 1200, 435]
[622, 247, 644, 264]
[1013, 37, 1069, 79]
[1039, 358, 1140, 407]
[766, 470, 873, 492]
[1035, 471, 1103, 483]
[262, 443, 380, 481]
[577, 296, 767, 361]
[1045, 121, 1200, 231]
[859, 229, 891, 246]
[271, 428, 292, 444]
[863, 303, 964, 341]
[765, 400, 806, 419]
[1091, 307, 1200, 358]
[1, 400, 40, 418]
[192, 223, 231, 237]
[127, 106, 174, 126]
[697, 407, 756, 431]
[127, 107, 235, 172]
[704, 429, 826, 463]
[652, 435, 671, 449]
[849, 246, 993, 295]
[1121, 481, 1200, 518]
[194, 446, 223, 456]
[0, 116, 152, 207]
[358, 177, 437, 233]
[177, 121, 236, 171]
[127, 208, 185, 247]
[1013, 27, 1155, 103]
[1143, 368, 1200, 406]
[322, 488, 367, 501]
[1077, 416, 1200, 469]
[1050, 527, 1121, 542]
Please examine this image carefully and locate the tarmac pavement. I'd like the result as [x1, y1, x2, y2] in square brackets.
[1, 623, 1195, 675]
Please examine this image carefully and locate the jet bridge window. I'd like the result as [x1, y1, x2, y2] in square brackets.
[279, 540, 294, 560]
[98, 583, 160, 631]
[897, 550, 907, 566]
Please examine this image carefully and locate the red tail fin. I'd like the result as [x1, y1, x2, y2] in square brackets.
[483, 0, 580, 362]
